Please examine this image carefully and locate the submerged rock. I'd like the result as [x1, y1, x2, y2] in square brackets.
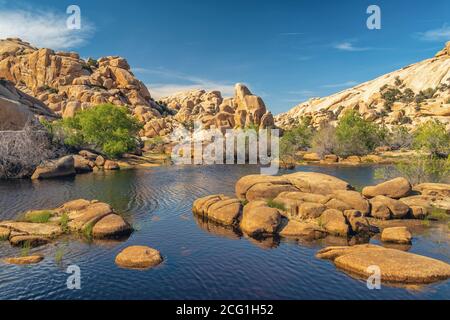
[4, 255, 44, 265]
[317, 244, 450, 284]
[115, 246, 163, 269]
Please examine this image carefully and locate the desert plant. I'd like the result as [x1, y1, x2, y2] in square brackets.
[50, 104, 142, 158]
[24, 210, 54, 223]
[311, 125, 338, 156]
[413, 120, 450, 156]
[60, 212, 70, 233]
[334, 110, 386, 157]
[267, 199, 286, 211]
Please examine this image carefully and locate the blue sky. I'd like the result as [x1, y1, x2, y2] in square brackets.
[0, 0, 449, 114]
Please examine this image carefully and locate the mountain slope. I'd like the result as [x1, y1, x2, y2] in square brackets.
[275, 42, 450, 130]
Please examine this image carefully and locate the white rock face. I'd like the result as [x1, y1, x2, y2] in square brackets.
[275, 42, 450, 130]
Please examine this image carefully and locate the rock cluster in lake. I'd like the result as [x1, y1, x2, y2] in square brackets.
[0, 199, 132, 249]
[193, 173, 450, 284]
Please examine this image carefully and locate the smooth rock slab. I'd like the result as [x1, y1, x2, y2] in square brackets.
[381, 227, 412, 244]
[0, 221, 62, 237]
[317, 244, 450, 284]
[279, 220, 326, 239]
[115, 246, 163, 269]
[4, 255, 44, 265]
[362, 177, 412, 199]
[9, 235, 50, 247]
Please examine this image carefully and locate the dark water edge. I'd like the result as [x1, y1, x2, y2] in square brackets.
[0, 165, 448, 300]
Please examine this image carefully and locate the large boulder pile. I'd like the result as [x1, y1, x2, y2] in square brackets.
[193, 173, 450, 242]
[0, 38, 163, 129]
[158, 83, 275, 135]
[0, 199, 132, 248]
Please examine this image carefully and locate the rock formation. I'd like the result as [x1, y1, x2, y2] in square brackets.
[276, 41, 450, 130]
[158, 83, 275, 135]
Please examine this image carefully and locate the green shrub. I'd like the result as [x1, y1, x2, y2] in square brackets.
[24, 210, 54, 223]
[50, 104, 142, 158]
[267, 199, 286, 211]
[413, 120, 450, 156]
[334, 110, 386, 157]
[311, 125, 338, 156]
[60, 212, 70, 233]
[280, 118, 313, 164]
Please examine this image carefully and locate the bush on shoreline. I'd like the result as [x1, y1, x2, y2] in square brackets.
[45, 104, 142, 158]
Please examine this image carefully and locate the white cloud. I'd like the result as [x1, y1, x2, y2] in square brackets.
[135, 67, 235, 99]
[279, 32, 305, 36]
[416, 25, 450, 41]
[334, 41, 370, 52]
[321, 81, 358, 88]
[0, 9, 94, 49]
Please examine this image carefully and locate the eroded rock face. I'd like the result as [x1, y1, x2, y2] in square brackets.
[115, 246, 163, 269]
[192, 195, 242, 226]
[317, 244, 450, 284]
[0, 39, 160, 120]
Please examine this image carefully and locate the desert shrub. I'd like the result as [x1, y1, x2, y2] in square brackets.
[267, 199, 286, 211]
[24, 210, 54, 223]
[375, 155, 450, 184]
[50, 104, 142, 158]
[0, 122, 59, 179]
[144, 136, 166, 153]
[280, 118, 313, 165]
[413, 119, 450, 156]
[311, 125, 338, 156]
[380, 87, 402, 111]
[386, 126, 413, 149]
[334, 110, 386, 157]
[401, 88, 415, 103]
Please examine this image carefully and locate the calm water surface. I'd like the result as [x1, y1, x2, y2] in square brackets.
[0, 165, 449, 300]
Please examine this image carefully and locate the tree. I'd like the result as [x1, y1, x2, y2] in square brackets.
[413, 119, 450, 157]
[279, 118, 313, 166]
[334, 110, 386, 157]
[311, 125, 338, 156]
[51, 104, 142, 158]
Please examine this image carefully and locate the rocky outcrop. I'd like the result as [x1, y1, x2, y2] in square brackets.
[115, 246, 163, 269]
[276, 42, 450, 130]
[158, 83, 275, 135]
[317, 244, 450, 284]
[192, 194, 242, 226]
[0, 199, 132, 247]
[240, 201, 282, 237]
[0, 38, 162, 122]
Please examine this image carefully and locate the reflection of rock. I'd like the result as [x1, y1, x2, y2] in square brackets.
[4, 255, 44, 265]
[115, 246, 163, 269]
[317, 244, 450, 284]
[193, 215, 241, 240]
[381, 227, 412, 244]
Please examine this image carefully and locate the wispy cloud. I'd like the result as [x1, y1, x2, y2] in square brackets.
[0, 9, 94, 49]
[279, 32, 305, 36]
[334, 41, 370, 52]
[136, 68, 235, 99]
[416, 24, 450, 41]
[321, 81, 358, 88]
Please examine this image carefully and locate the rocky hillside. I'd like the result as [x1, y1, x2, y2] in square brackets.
[276, 42, 450, 130]
[0, 38, 275, 139]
